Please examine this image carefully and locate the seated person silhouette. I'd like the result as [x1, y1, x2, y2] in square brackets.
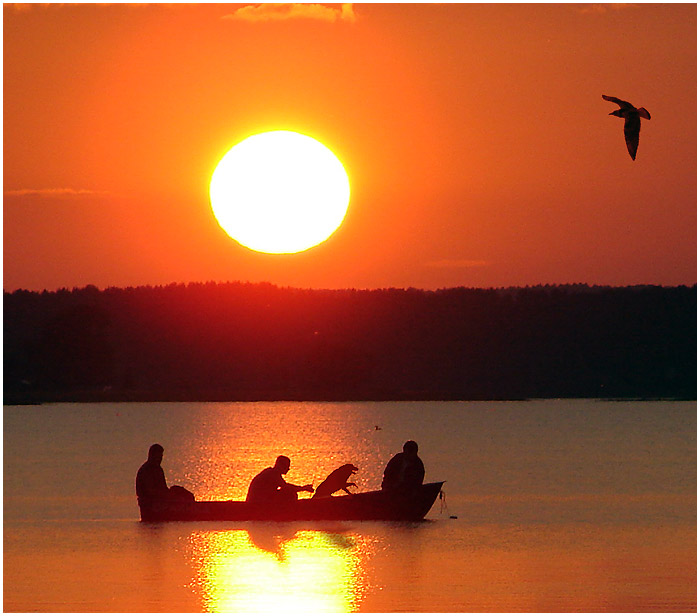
[246, 455, 313, 506]
[381, 440, 425, 495]
[135, 443, 194, 510]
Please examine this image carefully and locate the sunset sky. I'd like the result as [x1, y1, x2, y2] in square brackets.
[3, 2, 696, 292]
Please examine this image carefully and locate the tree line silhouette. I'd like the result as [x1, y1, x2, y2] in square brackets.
[4, 282, 696, 403]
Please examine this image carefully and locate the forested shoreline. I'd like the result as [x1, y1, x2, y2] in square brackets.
[4, 282, 696, 403]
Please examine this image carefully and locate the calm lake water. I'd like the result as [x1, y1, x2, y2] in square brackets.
[3, 400, 696, 612]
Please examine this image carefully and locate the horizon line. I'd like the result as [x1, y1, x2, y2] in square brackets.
[4, 280, 696, 295]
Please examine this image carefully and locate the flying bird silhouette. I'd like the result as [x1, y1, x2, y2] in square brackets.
[602, 95, 651, 160]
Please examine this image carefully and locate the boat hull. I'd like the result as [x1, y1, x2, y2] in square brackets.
[139, 481, 444, 523]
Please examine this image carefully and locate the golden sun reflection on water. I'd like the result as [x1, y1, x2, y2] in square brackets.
[178, 402, 388, 502]
[170, 404, 386, 612]
[189, 527, 372, 613]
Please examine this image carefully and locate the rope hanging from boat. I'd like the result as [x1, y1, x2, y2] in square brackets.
[439, 487, 458, 519]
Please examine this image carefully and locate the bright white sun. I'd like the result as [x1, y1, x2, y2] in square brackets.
[209, 130, 351, 254]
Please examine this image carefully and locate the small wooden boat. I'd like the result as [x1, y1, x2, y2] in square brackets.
[139, 481, 444, 523]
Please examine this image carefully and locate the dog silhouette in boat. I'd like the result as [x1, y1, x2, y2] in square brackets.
[313, 464, 359, 498]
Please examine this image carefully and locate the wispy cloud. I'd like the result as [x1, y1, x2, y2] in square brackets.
[4, 188, 108, 198]
[577, 4, 638, 15]
[426, 259, 489, 269]
[7, 3, 33, 12]
[224, 3, 356, 24]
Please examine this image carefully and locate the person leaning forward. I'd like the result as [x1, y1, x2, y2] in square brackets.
[246, 455, 313, 506]
[381, 440, 425, 494]
[135, 443, 194, 510]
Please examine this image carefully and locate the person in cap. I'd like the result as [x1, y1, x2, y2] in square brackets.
[246, 455, 313, 506]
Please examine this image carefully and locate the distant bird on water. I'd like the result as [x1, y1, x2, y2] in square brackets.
[602, 95, 651, 160]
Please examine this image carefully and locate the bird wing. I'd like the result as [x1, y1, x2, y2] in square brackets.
[638, 107, 651, 120]
[602, 94, 635, 110]
[623, 114, 641, 160]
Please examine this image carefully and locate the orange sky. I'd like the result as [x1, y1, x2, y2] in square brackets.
[3, 3, 697, 291]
